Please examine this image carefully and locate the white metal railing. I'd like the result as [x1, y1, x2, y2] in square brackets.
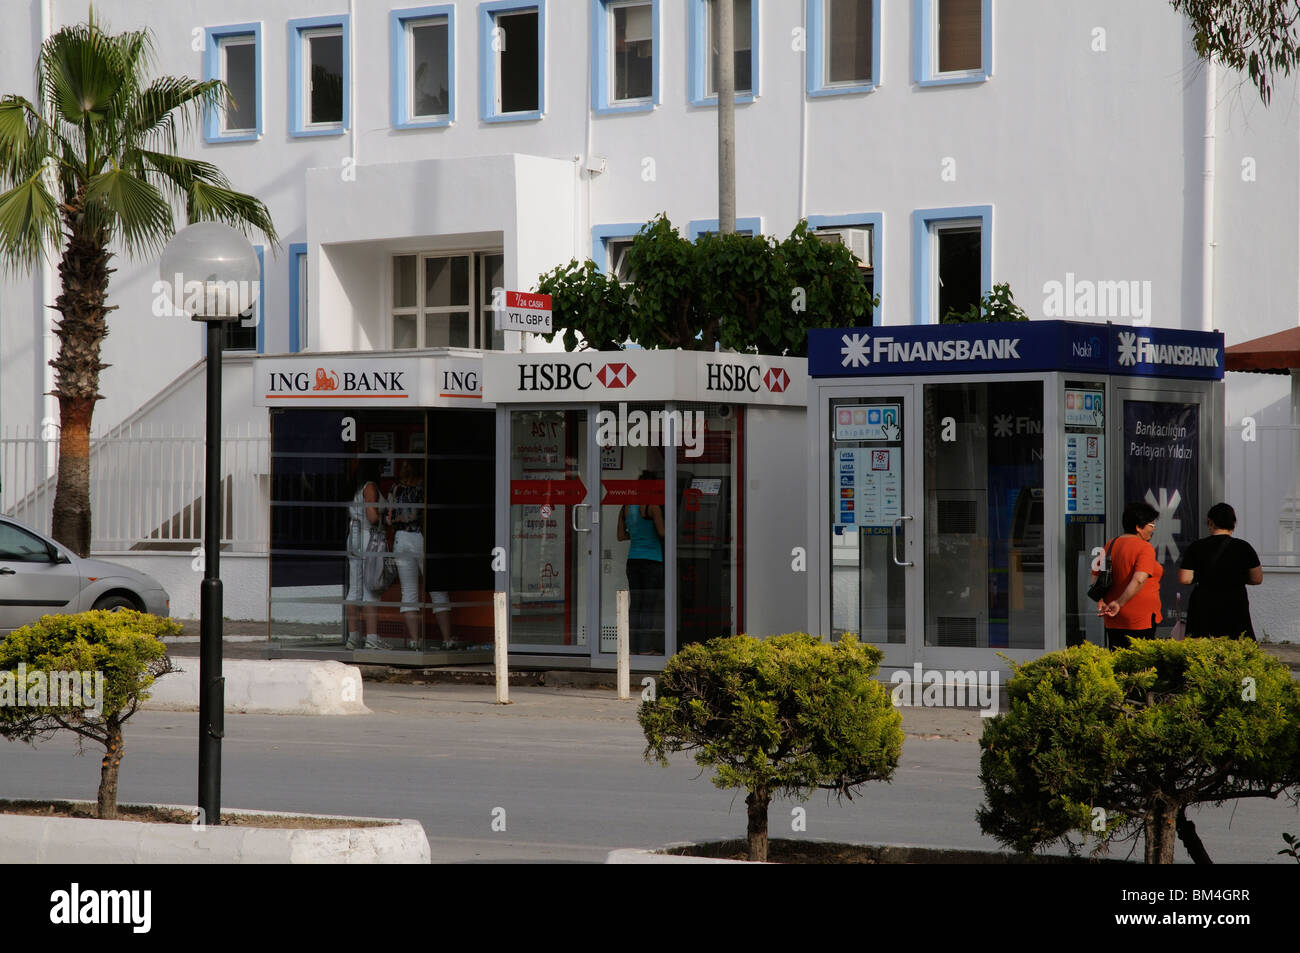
[1224, 423, 1300, 567]
[1, 422, 268, 553]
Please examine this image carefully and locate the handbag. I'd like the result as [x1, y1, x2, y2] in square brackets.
[363, 526, 398, 594]
[1086, 537, 1117, 602]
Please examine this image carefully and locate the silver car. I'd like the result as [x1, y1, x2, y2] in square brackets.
[0, 516, 170, 635]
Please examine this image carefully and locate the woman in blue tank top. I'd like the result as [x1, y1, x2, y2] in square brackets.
[617, 471, 665, 655]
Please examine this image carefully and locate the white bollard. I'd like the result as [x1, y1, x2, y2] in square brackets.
[617, 588, 630, 700]
[494, 591, 510, 705]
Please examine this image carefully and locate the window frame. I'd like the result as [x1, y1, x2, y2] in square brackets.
[479, 0, 547, 123]
[913, 0, 992, 87]
[201, 245, 265, 355]
[289, 243, 308, 353]
[591, 0, 659, 114]
[807, 0, 880, 97]
[288, 14, 351, 137]
[688, 0, 760, 107]
[592, 222, 647, 281]
[687, 217, 763, 240]
[911, 205, 991, 325]
[806, 213, 882, 321]
[392, 251, 507, 350]
[203, 23, 262, 142]
[391, 5, 456, 129]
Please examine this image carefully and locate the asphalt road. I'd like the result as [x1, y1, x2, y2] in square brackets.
[1, 683, 1296, 864]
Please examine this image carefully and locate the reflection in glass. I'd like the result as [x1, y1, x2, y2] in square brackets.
[676, 403, 739, 647]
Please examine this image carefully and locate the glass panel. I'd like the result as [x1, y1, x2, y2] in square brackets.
[267, 410, 495, 656]
[936, 225, 981, 321]
[924, 381, 1044, 649]
[425, 256, 469, 307]
[608, 239, 635, 284]
[393, 314, 417, 349]
[509, 410, 589, 646]
[480, 253, 505, 351]
[707, 0, 753, 95]
[938, 0, 981, 72]
[409, 19, 450, 117]
[223, 39, 257, 131]
[598, 402, 667, 656]
[423, 311, 470, 348]
[307, 31, 344, 124]
[831, 397, 905, 643]
[219, 315, 257, 352]
[676, 402, 738, 647]
[393, 256, 417, 309]
[612, 3, 654, 101]
[1064, 380, 1107, 647]
[497, 11, 540, 113]
[826, 0, 873, 85]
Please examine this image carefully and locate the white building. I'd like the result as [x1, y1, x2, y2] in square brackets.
[2, 0, 1297, 645]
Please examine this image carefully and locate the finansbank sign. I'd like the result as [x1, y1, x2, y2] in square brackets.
[808, 321, 1223, 381]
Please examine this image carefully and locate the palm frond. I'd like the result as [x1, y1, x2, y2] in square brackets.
[133, 149, 229, 206]
[0, 97, 48, 186]
[83, 166, 173, 255]
[0, 173, 60, 273]
[127, 77, 224, 156]
[41, 21, 125, 127]
[187, 179, 279, 249]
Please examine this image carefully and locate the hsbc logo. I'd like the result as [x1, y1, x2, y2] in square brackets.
[597, 363, 637, 388]
[706, 363, 790, 393]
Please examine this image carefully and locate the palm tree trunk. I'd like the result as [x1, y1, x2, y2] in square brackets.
[51, 396, 93, 556]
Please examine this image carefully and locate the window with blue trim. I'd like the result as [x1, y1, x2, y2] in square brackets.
[912, 206, 991, 324]
[289, 16, 350, 136]
[392, 6, 454, 127]
[203, 24, 261, 141]
[807, 213, 880, 320]
[289, 243, 308, 353]
[593, 0, 657, 112]
[688, 217, 761, 240]
[915, 0, 990, 86]
[480, 1, 544, 121]
[808, 0, 879, 96]
[689, 0, 758, 105]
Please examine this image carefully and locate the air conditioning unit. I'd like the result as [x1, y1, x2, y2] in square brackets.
[814, 228, 872, 269]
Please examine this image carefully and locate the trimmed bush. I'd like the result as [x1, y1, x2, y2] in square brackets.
[0, 610, 178, 818]
[639, 633, 902, 862]
[978, 639, 1300, 863]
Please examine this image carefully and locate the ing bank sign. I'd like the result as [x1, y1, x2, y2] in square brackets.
[252, 356, 485, 408]
[482, 351, 805, 406]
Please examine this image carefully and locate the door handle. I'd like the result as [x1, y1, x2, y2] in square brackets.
[572, 502, 591, 533]
[892, 516, 914, 567]
[0, 567, 14, 575]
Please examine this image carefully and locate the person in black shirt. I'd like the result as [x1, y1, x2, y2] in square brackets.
[1177, 502, 1262, 640]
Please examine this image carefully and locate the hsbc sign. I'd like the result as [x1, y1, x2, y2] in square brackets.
[485, 352, 806, 406]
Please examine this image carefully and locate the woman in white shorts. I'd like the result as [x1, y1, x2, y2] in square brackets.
[345, 459, 384, 649]
[388, 459, 454, 648]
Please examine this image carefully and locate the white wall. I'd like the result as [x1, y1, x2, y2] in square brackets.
[104, 552, 268, 621]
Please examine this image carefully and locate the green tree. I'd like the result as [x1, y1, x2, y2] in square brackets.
[979, 639, 1300, 864]
[0, 610, 179, 819]
[639, 633, 903, 862]
[1171, 0, 1300, 105]
[0, 15, 278, 556]
[536, 215, 875, 356]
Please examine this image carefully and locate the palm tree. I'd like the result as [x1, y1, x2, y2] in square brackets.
[0, 15, 277, 555]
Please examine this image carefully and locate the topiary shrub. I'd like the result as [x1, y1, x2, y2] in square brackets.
[639, 633, 903, 862]
[0, 610, 179, 819]
[978, 638, 1300, 863]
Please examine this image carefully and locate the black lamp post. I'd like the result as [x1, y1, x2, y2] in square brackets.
[160, 222, 260, 825]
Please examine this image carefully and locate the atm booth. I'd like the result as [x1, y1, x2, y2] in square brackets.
[805, 321, 1225, 673]
[483, 350, 808, 670]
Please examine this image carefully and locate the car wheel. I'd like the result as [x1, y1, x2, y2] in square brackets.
[92, 594, 139, 612]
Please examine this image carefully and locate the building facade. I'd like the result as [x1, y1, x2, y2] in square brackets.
[2, 0, 1298, 643]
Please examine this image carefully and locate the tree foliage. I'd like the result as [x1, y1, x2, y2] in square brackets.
[1171, 0, 1300, 105]
[979, 639, 1300, 864]
[639, 633, 902, 862]
[0, 610, 179, 819]
[536, 216, 876, 356]
[941, 281, 1029, 323]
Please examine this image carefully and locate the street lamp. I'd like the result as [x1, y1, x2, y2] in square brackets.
[160, 221, 260, 826]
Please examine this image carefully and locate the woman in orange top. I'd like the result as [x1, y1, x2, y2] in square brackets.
[1093, 500, 1163, 650]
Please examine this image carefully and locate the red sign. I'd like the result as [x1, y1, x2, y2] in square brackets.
[505, 291, 552, 311]
[763, 368, 790, 393]
[510, 478, 586, 506]
[600, 479, 665, 505]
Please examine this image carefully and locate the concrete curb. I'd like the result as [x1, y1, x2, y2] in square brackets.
[0, 801, 429, 864]
[144, 659, 369, 715]
[606, 845, 758, 864]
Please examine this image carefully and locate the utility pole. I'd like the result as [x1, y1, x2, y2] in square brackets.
[715, 0, 736, 235]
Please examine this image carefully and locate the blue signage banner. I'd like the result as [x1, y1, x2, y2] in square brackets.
[808, 321, 1223, 381]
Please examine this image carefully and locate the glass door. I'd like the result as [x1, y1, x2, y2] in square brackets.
[829, 387, 916, 668]
[507, 408, 592, 652]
